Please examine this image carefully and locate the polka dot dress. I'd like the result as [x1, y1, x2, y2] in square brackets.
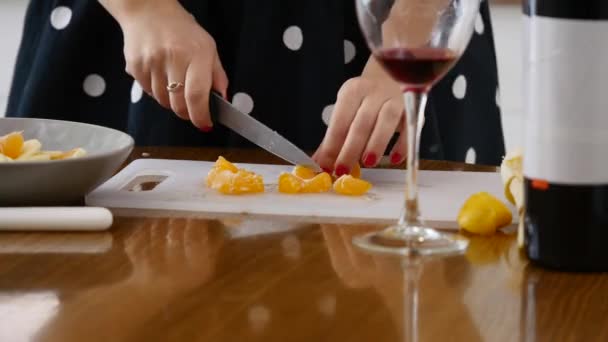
[7, 0, 505, 165]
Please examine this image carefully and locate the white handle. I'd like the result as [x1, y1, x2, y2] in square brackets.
[0, 207, 113, 231]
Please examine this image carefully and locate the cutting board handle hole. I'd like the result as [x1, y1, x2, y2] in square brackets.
[122, 175, 168, 192]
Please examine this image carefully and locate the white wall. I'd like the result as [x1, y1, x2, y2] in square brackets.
[491, 4, 524, 150]
[0, 0, 26, 116]
[0, 2, 524, 150]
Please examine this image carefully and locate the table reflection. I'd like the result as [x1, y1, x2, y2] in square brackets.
[520, 265, 608, 342]
[321, 224, 483, 342]
[0, 233, 112, 254]
[34, 218, 226, 342]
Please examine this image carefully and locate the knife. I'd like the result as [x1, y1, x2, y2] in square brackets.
[210, 92, 322, 172]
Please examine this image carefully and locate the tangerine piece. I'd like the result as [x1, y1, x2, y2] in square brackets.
[331, 163, 362, 181]
[0, 132, 24, 159]
[278, 172, 305, 194]
[206, 167, 221, 188]
[206, 156, 264, 194]
[458, 192, 512, 235]
[302, 172, 332, 193]
[209, 169, 264, 195]
[458, 204, 498, 236]
[333, 175, 372, 196]
[350, 164, 361, 178]
[215, 156, 238, 172]
[485, 193, 513, 228]
[206, 156, 240, 187]
[51, 148, 87, 160]
[292, 165, 317, 180]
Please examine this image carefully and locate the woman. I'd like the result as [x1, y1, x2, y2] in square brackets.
[6, 0, 504, 173]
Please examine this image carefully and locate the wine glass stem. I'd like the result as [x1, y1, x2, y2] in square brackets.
[402, 258, 422, 342]
[399, 90, 428, 227]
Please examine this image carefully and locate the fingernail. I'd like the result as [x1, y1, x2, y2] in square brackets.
[322, 167, 333, 174]
[390, 152, 403, 165]
[335, 165, 349, 177]
[363, 152, 378, 167]
[201, 125, 213, 133]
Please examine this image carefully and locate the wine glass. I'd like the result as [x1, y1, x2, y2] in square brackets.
[352, 0, 479, 256]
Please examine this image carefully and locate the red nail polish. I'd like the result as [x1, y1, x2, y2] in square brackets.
[391, 152, 403, 165]
[322, 167, 333, 174]
[363, 153, 377, 167]
[335, 165, 349, 177]
[201, 126, 213, 133]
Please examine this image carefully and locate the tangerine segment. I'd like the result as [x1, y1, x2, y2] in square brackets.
[331, 163, 362, 181]
[50, 148, 87, 161]
[485, 193, 513, 228]
[333, 175, 372, 196]
[206, 167, 221, 188]
[458, 204, 498, 236]
[17, 139, 42, 160]
[278, 172, 305, 194]
[0, 131, 24, 159]
[302, 172, 332, 193]
[215, 156, 238, 172]
[292, 165, 317, 180]
[458, 192, 512, 235]
[206, 156, 240, 187]
[206, 156, 264, 194]
[209, 169, 264, 195]
[350, 164, 361, 179]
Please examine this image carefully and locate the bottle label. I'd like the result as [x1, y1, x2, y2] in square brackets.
[523, 14, 608, 185]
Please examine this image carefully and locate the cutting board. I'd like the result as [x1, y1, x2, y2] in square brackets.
[86, 159, 515, 229]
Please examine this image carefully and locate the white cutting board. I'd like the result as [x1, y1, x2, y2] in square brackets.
[86, 159, 515, 229]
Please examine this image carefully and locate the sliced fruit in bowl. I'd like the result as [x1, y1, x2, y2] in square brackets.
[0, 118, 134, 206]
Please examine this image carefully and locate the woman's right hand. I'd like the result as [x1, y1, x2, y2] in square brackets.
[115, 0, 228, 130]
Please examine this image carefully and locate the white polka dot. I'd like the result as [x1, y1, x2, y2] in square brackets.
[429, 144, 440, 153]
[321, 104, 334, 125]
[496, 87, 501, 108]
[452, 75, 467, 100]
[50, 6, 72, 30]
[465, 147, 477, 164]
[83, 74, 106, 97]
[131, 81, 143, 103]
[283, 26, 303, 51]
[475, 13, 485, 35]
[344, 40, 356, 64]
[232, 92, 255, 115]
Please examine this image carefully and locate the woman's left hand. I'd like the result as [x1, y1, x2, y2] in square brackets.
[313, 58, 406, 175]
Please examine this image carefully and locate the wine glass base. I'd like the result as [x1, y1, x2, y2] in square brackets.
[352, 225, 468, 257]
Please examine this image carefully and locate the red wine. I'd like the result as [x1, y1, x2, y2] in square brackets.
[523, 0, 608, 271]
[374, 48, 457, 89]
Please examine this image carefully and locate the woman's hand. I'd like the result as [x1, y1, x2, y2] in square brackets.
[313, 58, 406, 175]
[103, 0, 228, 130]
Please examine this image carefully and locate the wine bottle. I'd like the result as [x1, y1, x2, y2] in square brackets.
[523, 0, 608, 271]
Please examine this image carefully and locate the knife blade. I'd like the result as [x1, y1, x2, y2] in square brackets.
[210, 92, 322, 172]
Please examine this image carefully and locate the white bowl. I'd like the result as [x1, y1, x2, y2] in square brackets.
[0, 118, 134, 206]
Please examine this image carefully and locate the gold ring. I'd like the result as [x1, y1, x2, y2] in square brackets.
[166, 82, 184, 93]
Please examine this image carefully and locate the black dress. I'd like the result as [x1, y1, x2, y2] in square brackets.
[6, 0, 505, 165]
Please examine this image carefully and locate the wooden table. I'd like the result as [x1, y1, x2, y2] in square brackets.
[0, 148, 606, 342]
